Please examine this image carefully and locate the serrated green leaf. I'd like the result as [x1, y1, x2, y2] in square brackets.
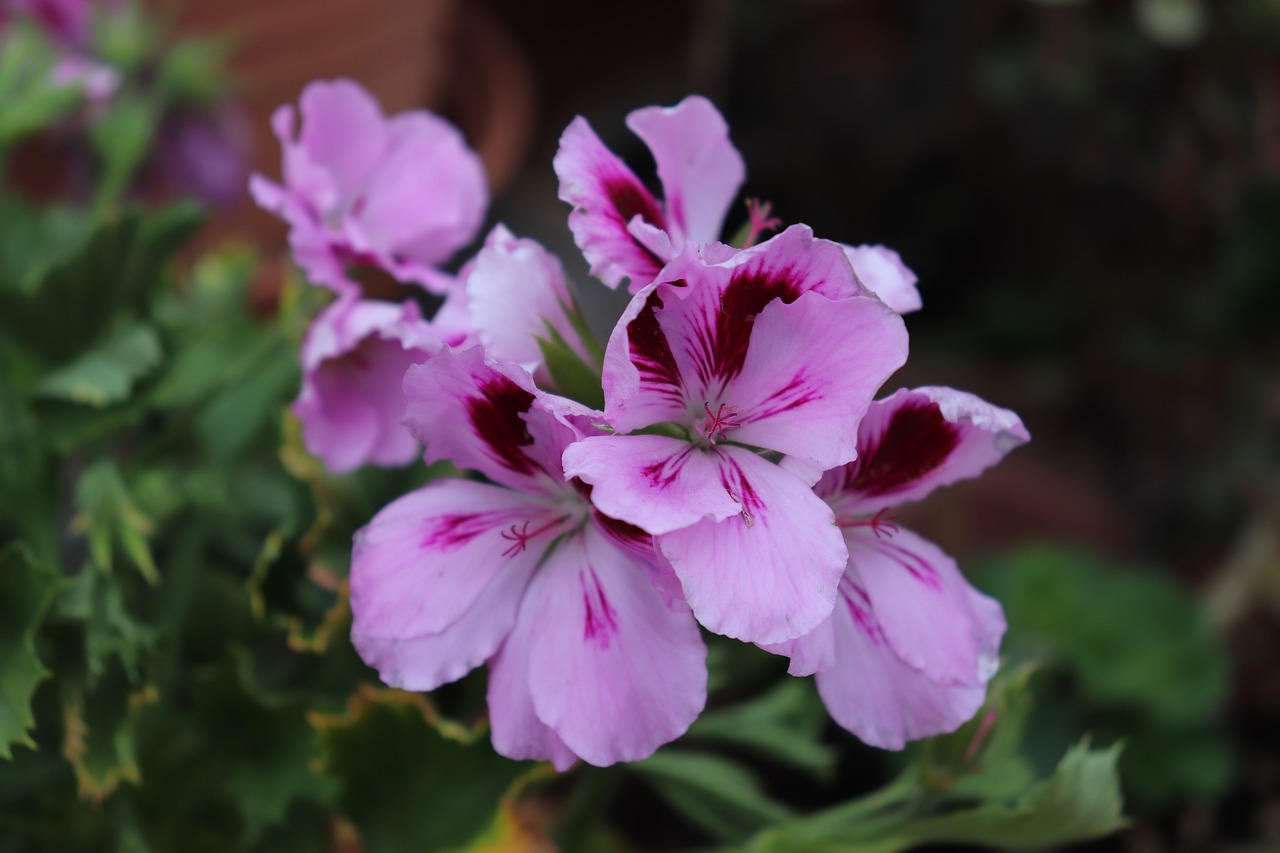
[71, 459, 159, 584]
[60, 661, 149, 802]
[37, 323, 163, 407]
[632, 749, 793, 842]
[0, 543, 61, 758]
[313, 687, 530, 853]
[686, 680, 835, 777]
[56, 568, 153, 685]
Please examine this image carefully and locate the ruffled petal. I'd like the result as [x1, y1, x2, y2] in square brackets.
[843, 244, 922, 315]
[562, 435, 741, 536]
[296, 79, 386, 207]
[728, 289, 908, 471]
[526, 526, 707, 767]
[847, 527, 1005, 687]
[818, 387, 1030, 515]
[657, 446, 846, 644]
[465, 225, 587, 373]
[626, 96, 744, 245]
[814, 576, 988, 750]
[554, 116, 669, 291]
[402, 347, 574, 494]
[349, 111, 488, 281]
[293, 298, 439, 473]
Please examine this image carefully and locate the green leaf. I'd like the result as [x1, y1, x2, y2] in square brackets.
[632, 749, 793, 842]
[535, 321, 605, 410]
[981, 546, 1229, 726]
[314, 687, 530, 853]
[0, 25, 87, 143]
[56, 568, 153, 686]
[686, 680, 835, 777]
[0, 202, 204, 367]
[0, 543, 61, 759]
[0, 196, 91, 296]
[37, 323, 162, 407]
[60, 660, 148, 802]
[71, 460, 159, 584]
[90, 93, 159, 208]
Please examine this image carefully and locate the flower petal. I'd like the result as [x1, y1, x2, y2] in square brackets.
[815, 576, 988, 750]
[847, 527, 1005, 687]
[349, 479, 561, 642]
[294, 298, 438, 473]
[403, 347, 572, 493]
[626, 96, 744, 244]
[526, 526, 707, 767]
[657, 446, 846, 644]
[728, 289, 908, 471]
[488, 607, 580, 771]
[296, 79, 386, 207]
[554, 116, 668, 291]
[562, 435, 741, 535]
[465, 225, 587, 373]
[819, 386, 1030, 514]
[843, 244, 921, 314]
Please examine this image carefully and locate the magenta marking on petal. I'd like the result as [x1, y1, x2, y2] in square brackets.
[641, 445, 696, 489]
[628, 290, 685, 402]
[840, 580, 884, 645]
[604, 176, 667, 231]
[420, 513, 494, 551]
[581, 566, 620, 648]
[466, 377, 538, 477]
[695, 266, 805, 386]
[864, 536, 943, 591]
[718, 455, 766, 527]
[846, 401, 961, 497]
[749, 370, 821, 421]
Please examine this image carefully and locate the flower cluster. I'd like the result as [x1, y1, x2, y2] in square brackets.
[255, 82, 1029, 769]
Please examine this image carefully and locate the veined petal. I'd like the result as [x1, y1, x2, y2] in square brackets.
[353, 543, 535, 692]
[465, 225, 587, 373]
[600, 278, 696, 434]
[349, 480, 561, 642]
[554, 116, 668, 291]
[843, 244, 922, 314]
[657, 446, 846, 644]
[819, 387, 1030, 514]
[815, 576, 988, 750]
[626, 96, 744, 245]
[403, 347, 574, 493]
[527, 526, 707, 767]
[848, 527, 1005, 687]
[562, 435, 741, 535]
[728, 290, 908, 471]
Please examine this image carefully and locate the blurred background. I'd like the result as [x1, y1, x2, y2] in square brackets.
[5, 0, 1279, 849]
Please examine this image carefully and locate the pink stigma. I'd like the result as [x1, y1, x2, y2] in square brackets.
[700, 402, 743, 445]
[499, 518, 562, 557]
[742, 199, 782, 248]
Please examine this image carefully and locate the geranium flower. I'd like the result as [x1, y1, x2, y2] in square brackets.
[250, 79, 488, 296]
[562, 225, 909, 645]
[555, 95, 745, 292]
[293, 296, 439, 473]
[349, 347, 706, 769]
[765, 387, 1029, 749]
[843, 244, 921, 315]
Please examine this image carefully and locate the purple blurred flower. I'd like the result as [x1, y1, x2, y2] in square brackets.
[251, 79, 489, 296]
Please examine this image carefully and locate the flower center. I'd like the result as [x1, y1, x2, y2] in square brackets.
[698, 402, 742, 445]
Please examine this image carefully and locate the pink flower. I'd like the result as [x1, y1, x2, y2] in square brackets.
[457, 224, 592, 377]
[349, 347, 706, 769]
[562, 225, 909, 645]
[293, 296, 440, 474]
[843, 244, 921, 314]
[555, 95, 745, 292]
[765, 387, 1029, 749]
[250, 79, 488, 296]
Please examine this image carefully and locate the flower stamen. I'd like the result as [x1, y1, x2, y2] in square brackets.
[699, 402, 743, 445]
[500, 518, 564, 557]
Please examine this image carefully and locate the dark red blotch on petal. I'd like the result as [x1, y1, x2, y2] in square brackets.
[604, 176, 667, 231]
[628, 289, 685, 399]
[466, 377, 538, 476]
[705, 264, 806, 383]
[847, 402, 961, 497]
